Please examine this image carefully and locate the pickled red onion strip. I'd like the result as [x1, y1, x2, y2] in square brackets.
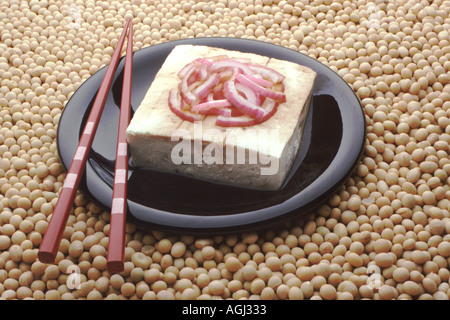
[260, 99, 279, 122]
[178, 61, 199, 79]
[198, 64, 208, 81]
[219, 108, 232, 117]
[235, 82, 261, 106]
[215, 115, 257, 127]
[244, 73, 273, 88]
[230, 107, 244, 117]
[223, 80, 265, 122]
[210, 59, 256, 75]
[195, 58, 213, 66]
[218, 69, 235, 81]
[249, 65, 285, 83]
[235, 73, 286, 102]
[261, 99, 277, 113]
[177, 63, 193, 79]
[180, 66, 198, 104]
[191, 99, 232, 112]
[214, 100, 278, 127]
[194, 73, 221, 101]
[198, 107, 232, 117]
[178, 57, 216, 78]
[169, 89, 203, 122]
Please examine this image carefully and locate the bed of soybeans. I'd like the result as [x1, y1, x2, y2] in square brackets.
[0, 0, 449, 300]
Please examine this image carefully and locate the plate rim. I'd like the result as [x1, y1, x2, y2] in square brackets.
[57, 37, 366, 234]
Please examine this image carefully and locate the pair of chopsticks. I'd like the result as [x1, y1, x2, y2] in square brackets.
[38, 19, 133, 273]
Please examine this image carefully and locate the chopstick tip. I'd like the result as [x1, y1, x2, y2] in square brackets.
[107, 261, 125, 274]
[38, 251, 56, 264]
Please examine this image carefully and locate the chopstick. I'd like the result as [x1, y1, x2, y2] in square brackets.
[38, 19, 132, 264]
[107, 22, 133, 273]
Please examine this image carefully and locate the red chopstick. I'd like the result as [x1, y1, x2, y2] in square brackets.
[107, 22, 133, 273]
[38, 20, 132, 264]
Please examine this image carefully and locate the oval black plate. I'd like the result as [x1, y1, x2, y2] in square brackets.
[58, 38, 365, 235]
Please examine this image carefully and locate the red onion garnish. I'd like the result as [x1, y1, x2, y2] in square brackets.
[171, 55, 286, 127]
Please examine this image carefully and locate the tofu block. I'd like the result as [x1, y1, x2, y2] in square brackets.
[126, 45, 316, 190]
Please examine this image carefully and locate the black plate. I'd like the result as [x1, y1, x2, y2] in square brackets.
[58, 38, 365, 235]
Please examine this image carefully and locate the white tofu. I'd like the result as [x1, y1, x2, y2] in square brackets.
[126, 45, 316, 190]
